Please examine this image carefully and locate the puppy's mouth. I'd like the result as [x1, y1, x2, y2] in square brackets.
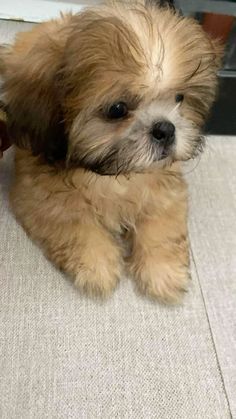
[72, 142, 175, 176]
[70, 133, 204, 176]
[84, 148, 173, 176]
[154, 144, 172, 161]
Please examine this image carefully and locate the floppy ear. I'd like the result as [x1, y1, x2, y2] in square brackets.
[0, 21, 68, 163]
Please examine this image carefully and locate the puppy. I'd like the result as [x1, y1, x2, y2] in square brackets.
[0, 0, 222, 301]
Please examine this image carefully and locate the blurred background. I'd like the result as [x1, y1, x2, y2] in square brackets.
[0, 0, 236, 134]
[177, 0, 236, 135]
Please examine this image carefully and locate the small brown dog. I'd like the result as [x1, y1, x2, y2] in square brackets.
[0, 0, 222, 301]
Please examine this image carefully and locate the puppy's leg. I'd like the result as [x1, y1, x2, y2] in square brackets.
[46, 222, 122, 298]
[129, 184, 189, 303]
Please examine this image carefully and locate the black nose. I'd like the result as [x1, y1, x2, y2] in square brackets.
[151, 121, 175, 146]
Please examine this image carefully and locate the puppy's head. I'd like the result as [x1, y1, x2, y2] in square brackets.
[0, 1, 222, 175]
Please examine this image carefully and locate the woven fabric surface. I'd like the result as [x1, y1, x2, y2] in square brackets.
[187, 137, 236, 418]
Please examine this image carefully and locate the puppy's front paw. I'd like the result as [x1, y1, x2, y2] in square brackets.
[74, 250, 122, 298]
[130, 245, 189, 303]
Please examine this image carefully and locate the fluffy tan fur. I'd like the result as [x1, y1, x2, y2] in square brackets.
[0, 1, 222, 302]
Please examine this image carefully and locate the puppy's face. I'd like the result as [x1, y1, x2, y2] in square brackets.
[0, 2, 222, 175]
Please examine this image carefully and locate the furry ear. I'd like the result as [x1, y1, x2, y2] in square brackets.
[0, 21, 68, 163]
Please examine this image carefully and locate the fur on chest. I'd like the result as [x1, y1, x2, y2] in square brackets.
[12, 149, 186, 235]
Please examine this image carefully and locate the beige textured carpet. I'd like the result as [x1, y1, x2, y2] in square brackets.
[0, 20, 236, 419]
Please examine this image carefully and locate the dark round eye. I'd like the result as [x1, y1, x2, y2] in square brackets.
[107, 102, 128, 119]
[175, 94, 184, 103]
